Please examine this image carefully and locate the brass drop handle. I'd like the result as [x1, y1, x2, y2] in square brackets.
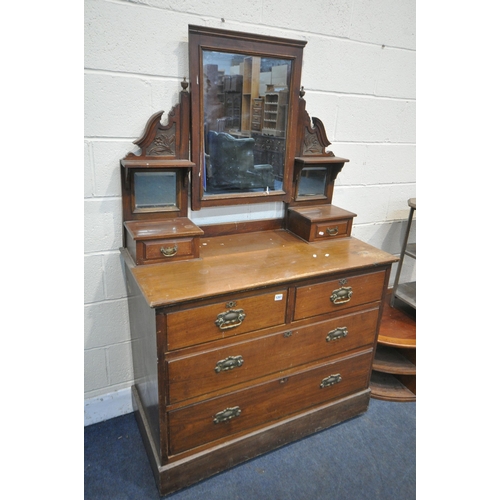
[213, 406, 241, 424]
[326, 226, 339, 236]
[330, 286, 353, 305]
[215, 309, 246, 330]
[160, 245, 178, 257]
[215, 355, 244, 373]
[326, 327, 348, 342]
[320, 373, 342, 388]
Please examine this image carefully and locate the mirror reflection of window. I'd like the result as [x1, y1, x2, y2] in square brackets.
[134, 171, 177, 210]
[201, 50, 291, 196]
[297, 167, 328, 198]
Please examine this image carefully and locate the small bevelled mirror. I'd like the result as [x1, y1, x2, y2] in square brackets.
[297, 167, 328, 199]
[189, 26, 306, 209]
[133, 171, 178, 212]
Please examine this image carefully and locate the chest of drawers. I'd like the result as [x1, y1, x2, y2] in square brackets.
[122, 229, 396, 495]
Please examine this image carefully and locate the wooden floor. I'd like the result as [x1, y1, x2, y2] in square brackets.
[370, 290, 416, 402]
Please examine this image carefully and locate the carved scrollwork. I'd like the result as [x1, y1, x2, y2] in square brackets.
[303, 129, 324, 155]
[302, 116, 332, 156]
[146, 127, 176, 156]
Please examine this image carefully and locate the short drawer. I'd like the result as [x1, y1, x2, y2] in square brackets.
[166, 289, 288, 350]
[167, 349, 373, 455]
[287, 205, 355, 242]
[166, 307, 379, 404]
[294, 270, 386, 320]
[141, 238, 197, 263]
[124, 218, 203, 265]
[314, 220, 350, 240]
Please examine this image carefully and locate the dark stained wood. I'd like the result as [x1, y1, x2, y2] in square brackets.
[288, 90, 349, 206]
[287, 205, 356, 242]
[189, 25, 306, 210]
[124, 263, 161, 457]
[134, 387, 371, 496]
[199, 218, 284, 237]
[166, 307, 379, 404]
[123, 228, 396, 493]
[369, 371, 416, 402]
[372, 345, 416, 374]
[130, 231, 397, 308]
[168, 349, 372, 455]
[377, 293, 416, 347]
[124, 218, 204, 265]
[294, 269, 387, 320]
[120, 85, 192, 223]
[370, 291, 416, 401]
[121, 26, 402, 497]
[165, 288, 288, 350]
[125, 219, 204, 240]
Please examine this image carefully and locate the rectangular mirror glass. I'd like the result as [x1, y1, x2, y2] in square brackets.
[202, 51, 291, 195]
[134, 171, 178, 211]
[189, 26, 306, 209]
[297, 167, 328, 198]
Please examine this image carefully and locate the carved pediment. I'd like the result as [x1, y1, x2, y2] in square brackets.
[297, 88, 334, 157]
[124, 81, 191, 162]
[145, 125, 176, 156]
[302, 114, 333, 157]
[132, 108, 178, 158]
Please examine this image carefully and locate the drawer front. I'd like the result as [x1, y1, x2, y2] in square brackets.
[168, 349, 373, 455]
[141, 238, 196, 263]
[314, 220, 349, 240]
[167, 307, 379, 404]
[166, 290, 288, 350]
[294, 270, 386, 320]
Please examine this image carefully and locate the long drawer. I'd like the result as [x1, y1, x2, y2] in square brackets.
[165, 289, 288, 350]
[294, 270, 386, 320]
[166, 307, 379, 404]
[167, 349, 373, 455]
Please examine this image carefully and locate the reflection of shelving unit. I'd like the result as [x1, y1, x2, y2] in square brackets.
[222, 74, 242, 130]
[262, 90, 288, 136]
[241, 56, 261, 132]
[251, 98, 263, 131]
[371, 198, 416, 402]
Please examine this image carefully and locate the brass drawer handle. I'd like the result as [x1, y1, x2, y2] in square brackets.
[215, 309, 246, 330]
[326, 226, 339, 236]
[215, 355, 244, 373]
[160, 245, 178, 257]
[213, 406, 241, 424]
[320, 373, 342, 388]
[330, 286, 353, 305]
[326, 327, 348, 342]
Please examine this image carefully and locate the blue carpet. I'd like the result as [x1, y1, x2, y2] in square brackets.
[85, 398, 416, 499]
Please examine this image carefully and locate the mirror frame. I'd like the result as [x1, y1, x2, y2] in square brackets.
[188, 25, 306, 210]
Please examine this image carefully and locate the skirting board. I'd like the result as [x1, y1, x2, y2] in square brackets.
[84, 387, 133, 426]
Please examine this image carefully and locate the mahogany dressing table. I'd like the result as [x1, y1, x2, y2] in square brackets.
[120, 25, 397, 496]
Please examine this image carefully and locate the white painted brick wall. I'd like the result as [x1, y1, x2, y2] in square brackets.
[84, 0, 416, 421]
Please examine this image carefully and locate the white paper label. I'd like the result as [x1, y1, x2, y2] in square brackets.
[275, 294, 283, 301]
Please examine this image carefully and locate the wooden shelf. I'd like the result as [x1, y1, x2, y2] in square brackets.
[377, 294, 416, 348]
[370, 290, 416, 402]
[370, 371, 416, 402]
[372, 345, 415, 375]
